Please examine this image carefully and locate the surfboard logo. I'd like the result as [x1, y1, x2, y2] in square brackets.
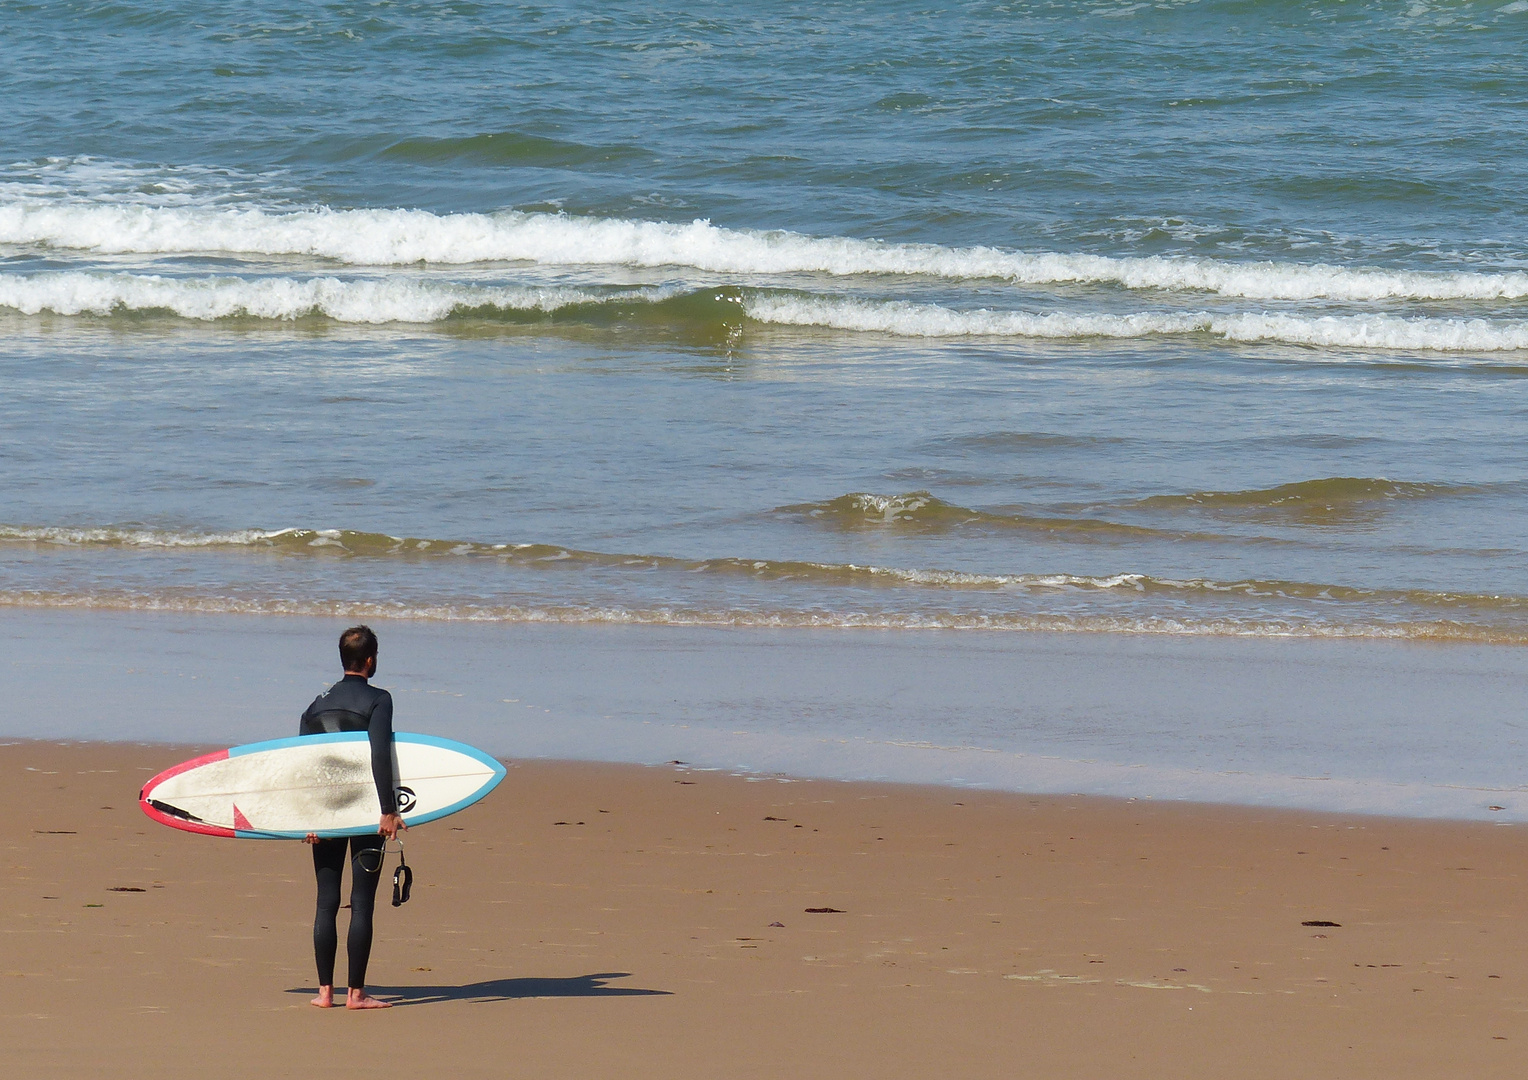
[394, 786, 417, 813]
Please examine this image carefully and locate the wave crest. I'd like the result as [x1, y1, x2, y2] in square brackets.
[0, 271, 680, 324]
[8, 202, 1528, 302]
[743, 295, 1528, 352]
[6, 272, 1528, 352]
[377, 131, 654, 168]
[3, 522, 1523, 615]
[1135, 477, 1472, 515]
[777, 492, 1167, 538]
[0, 588, 1521, 645]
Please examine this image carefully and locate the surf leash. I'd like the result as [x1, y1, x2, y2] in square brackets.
[392, 843, 413, 907]
[355, 838, 413, 906]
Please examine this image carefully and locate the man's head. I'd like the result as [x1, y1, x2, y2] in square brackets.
[339, 625, 378, 676]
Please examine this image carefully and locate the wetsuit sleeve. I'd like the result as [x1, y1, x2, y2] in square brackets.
[369, 690, 397, 816]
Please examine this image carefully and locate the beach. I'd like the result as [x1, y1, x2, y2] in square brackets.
[7, 739, 1528, 1079]
[6, 3, 1528, 1074]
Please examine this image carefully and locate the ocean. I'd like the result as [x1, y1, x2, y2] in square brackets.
[3, 1, 1526, 816]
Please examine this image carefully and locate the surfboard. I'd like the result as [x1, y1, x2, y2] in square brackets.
[139, 732, 506, 839]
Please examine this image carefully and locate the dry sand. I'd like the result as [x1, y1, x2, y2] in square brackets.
[4, 740, 1528, 1078]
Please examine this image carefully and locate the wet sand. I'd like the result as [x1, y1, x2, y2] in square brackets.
[4, 740, 1528, 1078]
[8, 607, 1528, 821]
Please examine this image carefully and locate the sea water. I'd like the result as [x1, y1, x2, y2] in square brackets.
[2, 1, 1526, 815]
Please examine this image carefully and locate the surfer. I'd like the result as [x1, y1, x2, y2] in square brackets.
[300, 625, 407, 1010]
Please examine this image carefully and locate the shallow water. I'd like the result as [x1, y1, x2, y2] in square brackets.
[2, 2, 1526, 810]
[9, 610, 1528, 821]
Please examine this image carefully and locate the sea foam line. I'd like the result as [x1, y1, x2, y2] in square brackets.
[0, 270, 646, 323]
[6, 201, 1528, 302]
[5, 271, 1528, 351]
[3, 524, 1524, 614]
[742, 295, 1528, 352]
[0, 588, 1521, 644]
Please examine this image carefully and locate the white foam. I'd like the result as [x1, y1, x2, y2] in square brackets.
[0, 271, 638, 323]
[836, 492, 936, 521]
[744, 294, 1528, 352]
[0, 156, 299, 209]
[7, 200, 1528, 302]
[0, 525, 1199, 590]
[0, 588, 1516, 644]
[0, 525, 296, 547]
[6, 270, 1528, 350]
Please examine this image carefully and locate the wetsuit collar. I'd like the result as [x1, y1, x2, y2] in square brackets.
[341, 672, 370, 683]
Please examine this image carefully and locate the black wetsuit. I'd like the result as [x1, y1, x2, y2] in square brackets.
[300, 673, 396, 990]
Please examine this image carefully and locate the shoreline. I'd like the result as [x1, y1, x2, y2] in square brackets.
[5, 606, 1528, 822]
[12, 735, 1526, 833]
[7, 739, 1528, 1078]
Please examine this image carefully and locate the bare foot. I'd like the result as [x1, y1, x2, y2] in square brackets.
[311, 985, 335, 1008]
[345, 989, 392, 1010]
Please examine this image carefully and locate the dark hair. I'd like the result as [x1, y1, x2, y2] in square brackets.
[339, 625, 378, 672]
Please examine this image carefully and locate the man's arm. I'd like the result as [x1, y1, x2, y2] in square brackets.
[368, 691, 404, 839]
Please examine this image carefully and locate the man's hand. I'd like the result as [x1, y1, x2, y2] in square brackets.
[303, 833, 319, 845]
[379, 813, 407, 840]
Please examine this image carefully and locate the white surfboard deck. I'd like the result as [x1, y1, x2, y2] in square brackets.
[139, 732, 506, 839]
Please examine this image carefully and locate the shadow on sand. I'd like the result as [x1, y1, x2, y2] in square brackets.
[287, 972, 671, 1006]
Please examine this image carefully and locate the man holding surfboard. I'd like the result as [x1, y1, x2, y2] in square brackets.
[139, 628, 506, 1007]
[300, 625, 406, 1010]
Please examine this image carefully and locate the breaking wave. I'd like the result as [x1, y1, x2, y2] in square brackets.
[1124, 479, 1479, 522]
[743, 295, 1528, 352]
[0, 271, 682, 325]
[0, 522, 1181, 578]
[782, 481, 1487, 535]
[6, 272, 1528, 352]
[776, 492, 1173, 539]
[1133, 477, 1476, 513]
[8, 201, 1528, 303]
[3, 523, 1523, 616]
[0, 588, 1522, 645]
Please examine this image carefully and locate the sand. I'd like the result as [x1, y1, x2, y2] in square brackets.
[4, 740, 1527, 1079]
